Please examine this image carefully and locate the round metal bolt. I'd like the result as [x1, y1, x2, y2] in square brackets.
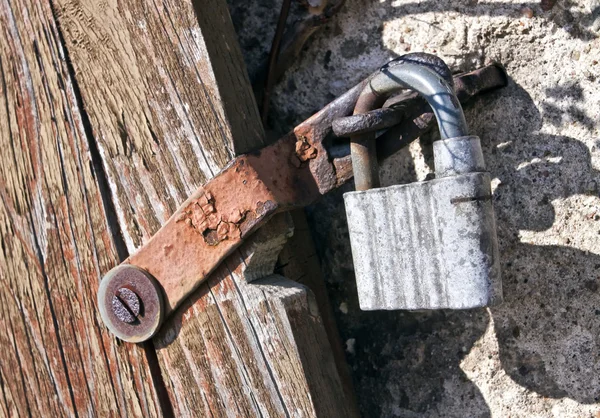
[112, 287, 141, 323]
[98, 265, 164, 343]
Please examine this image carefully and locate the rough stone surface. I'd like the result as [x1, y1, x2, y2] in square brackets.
[228, 0, 600, 416]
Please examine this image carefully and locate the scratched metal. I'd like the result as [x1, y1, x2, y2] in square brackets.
[344, 136, 502, 310]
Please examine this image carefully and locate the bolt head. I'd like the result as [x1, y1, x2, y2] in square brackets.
[98, 265, 164, 343]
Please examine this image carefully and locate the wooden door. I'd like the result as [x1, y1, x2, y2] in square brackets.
[0, 0, 357, 416]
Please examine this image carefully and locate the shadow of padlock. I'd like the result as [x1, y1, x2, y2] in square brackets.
[344, 54, 502, 310]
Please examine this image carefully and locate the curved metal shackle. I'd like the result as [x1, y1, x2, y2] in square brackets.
[350, 55, 469, 191]
[371, 62, 468, 139]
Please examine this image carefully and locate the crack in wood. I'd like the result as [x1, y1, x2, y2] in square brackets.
[2, 0, 359, 416]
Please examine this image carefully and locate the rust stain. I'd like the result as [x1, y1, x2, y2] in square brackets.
[123, 72, 376, 316]
[174, 190, 279, 246]
[126, 139, 326, 313]
[295, 136, 318, 162]
[176, 192, 232, 245]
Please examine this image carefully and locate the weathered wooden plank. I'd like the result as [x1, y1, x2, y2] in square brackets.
[51, 0, 354, 415]
[154, 214, 353, 417]
[0, 0, 162, 416]
[277, 210, 359, 416]
[52, 0, 265, 251]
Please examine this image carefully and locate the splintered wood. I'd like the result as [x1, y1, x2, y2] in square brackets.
[52, 0, 265, 251]
[1, 0, 355, 416]
[154, 215, 352, 417]
[0, 0, 160, 416]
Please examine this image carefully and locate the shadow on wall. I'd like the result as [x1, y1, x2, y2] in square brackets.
[227, 0, 600, 415]
[484, 80, 600, 404]
[307, 78, 600, 417]
[294, 1, 600, 416]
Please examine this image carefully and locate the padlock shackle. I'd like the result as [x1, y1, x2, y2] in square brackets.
[350, 55, 469, 191]
[369, 62, 469, 140]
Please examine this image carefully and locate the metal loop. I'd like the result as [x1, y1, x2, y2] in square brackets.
[350, 54, 468, 191]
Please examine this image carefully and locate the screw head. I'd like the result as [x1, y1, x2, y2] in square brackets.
[112, 287, 141, 323]
[98, 265, 164, 343]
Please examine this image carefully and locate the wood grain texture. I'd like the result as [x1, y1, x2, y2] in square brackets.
[277, 210, 360, 418]
[154, 215, 353, 417]
[0, 0, 161, 416]
[52, 0, 265, 252]
[50, 0, 352, 415]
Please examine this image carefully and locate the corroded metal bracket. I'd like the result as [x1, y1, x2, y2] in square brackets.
[126, 132, 331, 315]
[97, 78, 363, 342]
[98, 61, 508, 342]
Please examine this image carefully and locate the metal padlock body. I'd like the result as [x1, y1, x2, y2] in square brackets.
[344, 136, 502, 310]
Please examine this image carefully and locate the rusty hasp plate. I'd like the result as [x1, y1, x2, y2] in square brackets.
[98, 60, 508, 342]
[126, 134, 321, 316]
[101, 76, 368, 336]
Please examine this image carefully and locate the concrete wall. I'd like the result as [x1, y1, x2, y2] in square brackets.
[229, 1, 600, 416]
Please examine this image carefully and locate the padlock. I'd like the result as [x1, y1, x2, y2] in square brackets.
[344, 54, 502, 310]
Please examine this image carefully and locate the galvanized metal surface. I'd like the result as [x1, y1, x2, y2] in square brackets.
[344, 171, 502, 310]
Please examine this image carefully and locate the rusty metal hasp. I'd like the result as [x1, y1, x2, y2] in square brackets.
[97, 53, 508, 342]
[344, 55, 502, 310]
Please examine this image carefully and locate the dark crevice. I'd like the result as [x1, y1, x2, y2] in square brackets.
[46, 1, 128, 261]
[145, 114, 160, 146]
[46, 119, 97, 407]
[118, 110, 130, 157]
[48, 2, 175, 416]
[142, 341, 175, 418]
